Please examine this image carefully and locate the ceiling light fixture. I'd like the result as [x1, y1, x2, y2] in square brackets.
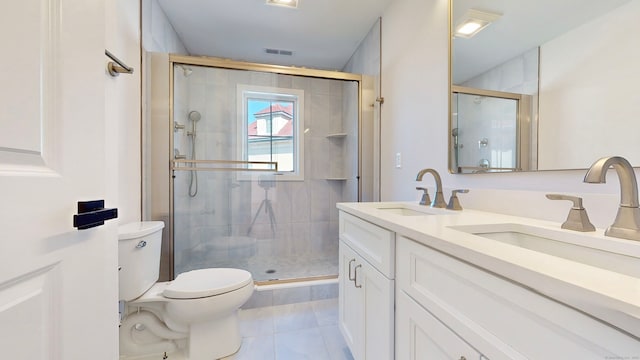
[454, 9, 501, 39]
[266, 0, 298, 9]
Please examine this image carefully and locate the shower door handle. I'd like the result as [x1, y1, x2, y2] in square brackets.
[348, 259, 356, 281]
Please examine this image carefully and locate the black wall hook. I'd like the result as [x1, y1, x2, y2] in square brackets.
[73, 200, 118, 230]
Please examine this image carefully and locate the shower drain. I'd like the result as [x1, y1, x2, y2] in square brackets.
[265, 269, 276, 274]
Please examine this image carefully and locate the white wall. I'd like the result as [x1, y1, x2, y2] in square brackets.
[380, 0, 638, 229]
[344, 19, 382, 201]
[105, 0, 141, 225]
[141, 0, 188, 221]
[141, 0, 188, 54]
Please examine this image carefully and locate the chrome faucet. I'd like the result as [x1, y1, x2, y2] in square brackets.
[584, 156, 640, 241]
[416, 168, 446, 208]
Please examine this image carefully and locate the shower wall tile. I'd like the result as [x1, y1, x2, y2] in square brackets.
[309, 138, 331, 179]
[187, 83, 206, 114]
[292, 76, 311, 93]
[254, 237, 276, 259]
[250, 72, 276, 87]
[276, 74, 293, 88]
[272, 224, 294, 256]
[290, 222, 311, 254]
[328, 182, 343, 223]
[273, 183, 293, 224]
[329, 79, 344, 98]
[205, 67, 230, 87]
[204, 85, 232, 134]
[310, 94, 332, 136]
[310, 180, 331, 222]
[188, 66, 206, 85]
[289, 182, 310, 223]
[311, 78, 331, 95]
[228, 70, 251, 86]
[310, 221, 332, 252]
[329, 95, 344, 133]
[328, 140, 344, 179]
[303, 93, 313, 130]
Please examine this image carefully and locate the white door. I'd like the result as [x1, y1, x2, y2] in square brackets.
[0, 0, 119, 359]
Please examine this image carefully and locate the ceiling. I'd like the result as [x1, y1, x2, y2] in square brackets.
[157, 0, 393, 71]
[453, 0, 632, 83]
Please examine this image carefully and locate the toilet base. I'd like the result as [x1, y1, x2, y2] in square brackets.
[188, 310, 242, 359]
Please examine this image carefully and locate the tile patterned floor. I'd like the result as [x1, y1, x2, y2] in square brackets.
[222, 298, 353, 360]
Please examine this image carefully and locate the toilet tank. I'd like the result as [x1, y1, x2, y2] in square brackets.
[118, 221, 165, 301]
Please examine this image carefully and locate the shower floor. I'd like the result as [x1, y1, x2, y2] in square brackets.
[177, 243, 338, 282]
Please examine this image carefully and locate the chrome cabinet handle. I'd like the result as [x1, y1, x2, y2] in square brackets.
[136, 240, 147, 248]
[348, 259, 356, 281]
[354, 264, 362, 288]
[459, 357, 466, 360]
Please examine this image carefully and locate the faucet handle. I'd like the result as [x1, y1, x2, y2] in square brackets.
[416, 187, 431, 206]
[545, 194, 596, 232]
[447, 189, 469, 211]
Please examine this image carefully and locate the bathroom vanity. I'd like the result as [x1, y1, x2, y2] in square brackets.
[337, 202, 640, 359]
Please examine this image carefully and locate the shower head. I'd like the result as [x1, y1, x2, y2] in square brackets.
[176, 64, 193, 77]
[188, 111, 202, 122]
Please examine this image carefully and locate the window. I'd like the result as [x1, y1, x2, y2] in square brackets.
[238, 85, 304, 180]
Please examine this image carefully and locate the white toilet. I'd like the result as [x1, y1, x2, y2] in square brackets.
[118, 221, 254, 359]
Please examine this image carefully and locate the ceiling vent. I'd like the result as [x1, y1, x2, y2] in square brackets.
[265, 48, 294, 56]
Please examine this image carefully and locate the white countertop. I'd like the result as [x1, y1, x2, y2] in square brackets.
[337, 201, 640, 339]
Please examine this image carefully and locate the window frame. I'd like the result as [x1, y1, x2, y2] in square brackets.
[237, 85, 305, 181]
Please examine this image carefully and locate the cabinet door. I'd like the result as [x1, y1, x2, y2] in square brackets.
[339, 241, 363, 359]
[396, 291, 482, 360]
[360, 255, 395, 360]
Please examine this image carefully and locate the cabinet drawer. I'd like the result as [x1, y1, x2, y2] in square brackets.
[339, 211, 395, 278]
[396, 291, 483, 360]
[397, 236, 640, 359]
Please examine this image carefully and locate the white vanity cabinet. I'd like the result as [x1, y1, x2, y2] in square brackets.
[396, 235, 640, 360]
[338, 211, 395, 360]
[396, 291, 484, 360]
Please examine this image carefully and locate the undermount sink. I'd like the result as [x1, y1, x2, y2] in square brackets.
[375, 207, 433, 216]
[449, 223, 640, 278]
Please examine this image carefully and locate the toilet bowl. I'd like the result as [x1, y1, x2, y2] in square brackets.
[118, 221, 254, 359]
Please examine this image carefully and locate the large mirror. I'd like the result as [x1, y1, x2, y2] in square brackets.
[450, 0, 640, 173]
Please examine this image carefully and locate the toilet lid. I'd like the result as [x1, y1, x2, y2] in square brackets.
[163, 268, 253, 299]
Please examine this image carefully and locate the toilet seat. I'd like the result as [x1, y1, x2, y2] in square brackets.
[163, 268, 253, 299]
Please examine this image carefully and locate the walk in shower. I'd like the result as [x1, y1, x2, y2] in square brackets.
[152, 55, 362, 283]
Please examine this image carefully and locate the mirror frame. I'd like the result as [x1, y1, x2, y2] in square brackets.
[447, 0, 639, 174]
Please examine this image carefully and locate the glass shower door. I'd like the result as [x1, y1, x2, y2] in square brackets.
[171, 62, 360, 283]
[452, 92, 519, 173]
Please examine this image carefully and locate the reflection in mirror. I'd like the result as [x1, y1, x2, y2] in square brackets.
[450, 0, 640, 173]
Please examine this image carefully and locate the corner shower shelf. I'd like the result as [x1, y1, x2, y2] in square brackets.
[326, 133, 347, 139]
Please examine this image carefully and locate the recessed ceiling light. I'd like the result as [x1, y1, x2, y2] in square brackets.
[454, 9, 501, 39]
[266, 0, 298, 9]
